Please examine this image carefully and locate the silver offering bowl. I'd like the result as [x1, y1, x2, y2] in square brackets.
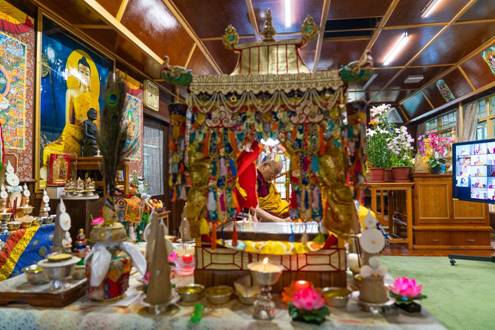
[38, 256, 81, 290]
[247, 261, 283, 320]
[22, 265, 48, 285]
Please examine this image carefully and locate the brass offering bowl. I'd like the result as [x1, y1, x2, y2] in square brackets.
[177, 284, 205, 303]
[322, 287, 351, 308]
[18, 206, 34, 216]
[72, 264, 86, 280]
[7, 221, 21, 231]
[31, 217, 41, 226]
[20, 220, 33, 229]
[22, 265, 48, 285]
[0, 212, 11, 222]
[205, 285, 233, 305]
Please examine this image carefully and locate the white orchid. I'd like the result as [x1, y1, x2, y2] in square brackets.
[370, 104, 392, 120]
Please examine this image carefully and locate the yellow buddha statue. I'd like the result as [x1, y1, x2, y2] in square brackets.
[43, 55, 100, 164]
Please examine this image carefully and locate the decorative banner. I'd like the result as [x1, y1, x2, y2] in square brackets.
[482, 45, 495, 76]
[0, 31, 27, 150]
[143, 80, 159, 111]
[39, 17, 112, 168]
[0, 1, 34, 180]
[436, 79, 455, 102]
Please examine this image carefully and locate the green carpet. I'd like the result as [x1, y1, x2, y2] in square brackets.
[381, 256, 495, 330]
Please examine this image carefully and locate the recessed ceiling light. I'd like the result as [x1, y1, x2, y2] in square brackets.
[421, 0, 443, 19]
[284, 0, 293, 28]
[383, 32, 409, 66]
[404, 75, 424, 84]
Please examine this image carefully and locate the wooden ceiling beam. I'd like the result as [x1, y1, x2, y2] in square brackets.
[161, 0, 222, 74]
[78, 0, 163, 64]
[360, 0, 400, 59]
[245, 0, 260, 40]
[383, 0, 477, 89]
[398, 33, 495, 105]
[115, 0, 129, 22]
[312, 0, 331, 72]
[184, 43, 197, 68]
[73, 24, 112, 29]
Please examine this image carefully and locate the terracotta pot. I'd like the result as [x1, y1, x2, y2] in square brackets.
[384, 169, 393, 182]
[368, 168, 385, 183]
[392, 167, 411, 182]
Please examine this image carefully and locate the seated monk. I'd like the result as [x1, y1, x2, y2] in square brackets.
[254, 160, 290, 222]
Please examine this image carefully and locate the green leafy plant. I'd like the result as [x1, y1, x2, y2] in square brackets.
[366, 129, 392, 168]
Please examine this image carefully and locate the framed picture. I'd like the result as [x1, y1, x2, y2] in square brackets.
[482, 45, 495, 76]
[143, 80, 159, 111]
[48, 153, 73, 186]
[36, 14, 114, 190]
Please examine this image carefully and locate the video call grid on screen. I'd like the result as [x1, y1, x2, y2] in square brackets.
[453, 138, 495, 203]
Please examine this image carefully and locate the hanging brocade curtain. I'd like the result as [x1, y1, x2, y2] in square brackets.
[172, 11, 368, 240]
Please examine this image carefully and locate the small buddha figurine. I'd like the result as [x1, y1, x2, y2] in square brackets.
[21, 184, 31, 207]
[81, 108, 98, 156]
[39, 189, 50, 217]
[85, 177, 95, 196]
[73, 228, 88, 258]
[0, 185, 8, 213]
[76, 177, 84, 195]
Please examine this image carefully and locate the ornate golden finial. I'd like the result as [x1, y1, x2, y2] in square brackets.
[301, 15, 318, 43]
[261, 9, 276, 42]
[223, 24, 239, 49]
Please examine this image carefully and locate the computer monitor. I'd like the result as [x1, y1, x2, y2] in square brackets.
[452, 138, 495, 203]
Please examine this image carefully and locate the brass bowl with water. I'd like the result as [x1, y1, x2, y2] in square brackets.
[322, 287, 351, 308]
[177, 284, 205, 303]
[205, 285, 233, 305]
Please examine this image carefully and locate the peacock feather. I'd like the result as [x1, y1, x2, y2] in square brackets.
[96, 75, 128, 199]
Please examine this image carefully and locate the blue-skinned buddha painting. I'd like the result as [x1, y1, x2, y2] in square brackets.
[39, 17, 112, 170]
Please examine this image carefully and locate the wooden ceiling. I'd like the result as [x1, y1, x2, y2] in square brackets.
[28, 0, 495, 121]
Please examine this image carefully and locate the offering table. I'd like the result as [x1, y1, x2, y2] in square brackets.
[0, 272, 446, 330]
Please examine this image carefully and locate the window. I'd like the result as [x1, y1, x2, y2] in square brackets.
[476, 122, 487, 140]
[475, 92, 495, 139]
[423, 110, 457, 135]
[143, 121, 165, 196]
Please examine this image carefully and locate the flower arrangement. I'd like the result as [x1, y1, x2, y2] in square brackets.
[366, 104, 393, 169]
[389, 276, 427, 304]
[389, 126, 414, 168]
[288, 286, 330, 325]
[418, 133, 453, 173]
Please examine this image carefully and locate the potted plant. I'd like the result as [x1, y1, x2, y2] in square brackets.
[389, 126, 414, 182]
[366, 104, 393, 182]
[418, 133, 453, 174]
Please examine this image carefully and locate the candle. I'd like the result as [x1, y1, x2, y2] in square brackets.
[249, 257, 282, 273]
[293, 280, 311, 290]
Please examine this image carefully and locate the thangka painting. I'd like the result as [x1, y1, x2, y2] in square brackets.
[39, 17, 112, 170]
[118, 70, 143, 176]
[482, 46, 495, 76]
[118, 70, 143, 162]
[0, 0, 35, 180]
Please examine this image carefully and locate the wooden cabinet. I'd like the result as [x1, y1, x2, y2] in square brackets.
[413, 173, 492, 250]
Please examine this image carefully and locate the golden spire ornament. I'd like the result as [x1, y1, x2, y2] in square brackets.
[261, 9, 276, 41]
